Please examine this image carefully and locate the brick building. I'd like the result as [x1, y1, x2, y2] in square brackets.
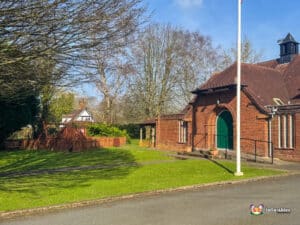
[143, 33, 300, 162]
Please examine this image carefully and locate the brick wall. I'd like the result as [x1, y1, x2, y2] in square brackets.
[5, 136, 126, 151]
[155, 88, 300, 161]
[156, 116, 192, 152]
[271, 113, 300, 161]
[92, 137, 127, 148]
[193, 89, 269, 156]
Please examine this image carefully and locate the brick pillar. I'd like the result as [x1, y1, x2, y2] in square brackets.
[191, 105, 196, 151]
[156, 116, 160, 148]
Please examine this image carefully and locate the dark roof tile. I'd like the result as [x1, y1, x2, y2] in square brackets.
[280, 33, 299, 44]
[283, 55, 300, 103]
[196, 62, 290, 112]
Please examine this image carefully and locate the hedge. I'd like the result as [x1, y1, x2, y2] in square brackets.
[87, 123, 128, 137]
[116, 124, 144, 139]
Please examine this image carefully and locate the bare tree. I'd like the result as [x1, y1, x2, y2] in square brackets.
[218, 37, 263, 70]
[82, 24, 138, 124]
[123, 24, 220, 121]
[86, 51, 132, 124]
[0, 0, 146, 142]
[0, 0, 145, 62]
[175, 30, 221, 103]
[79, 0, 147, 124]
[0, 0, 146, 98]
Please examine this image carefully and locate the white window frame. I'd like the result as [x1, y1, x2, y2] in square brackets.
[278, 114, 295, 149]
[178, 120, 187, 144]
[278, 116, 281, 148]
[283, 115, 287, 148]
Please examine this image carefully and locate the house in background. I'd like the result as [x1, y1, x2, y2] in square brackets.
[60, 99, 94, 134]
[61, 109, 94, 124]
[142, 33, 300, 162]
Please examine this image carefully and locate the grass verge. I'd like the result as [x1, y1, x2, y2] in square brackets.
[0, 144, 284, 212]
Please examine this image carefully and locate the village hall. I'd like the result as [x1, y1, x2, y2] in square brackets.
[141, 33, 300, 162]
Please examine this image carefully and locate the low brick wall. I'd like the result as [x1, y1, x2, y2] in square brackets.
[92, 137, 127, 148]
[50, 139, 98, 152]
[4, 137, 126, 151]
[156, 142, 192, 152]
[273, 148, 300, 162]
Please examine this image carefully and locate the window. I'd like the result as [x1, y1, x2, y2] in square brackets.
[291, 43, 295, 54]
[273, 98, 284, 105]
[278, 114, 294, 149]
[283, 115, 287, 148]
[178, 120, 187, 143]
[281, 45, 286, 55]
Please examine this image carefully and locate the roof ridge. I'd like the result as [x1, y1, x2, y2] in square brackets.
[257, 59, 276, 64]
[249, 62, 282, 73]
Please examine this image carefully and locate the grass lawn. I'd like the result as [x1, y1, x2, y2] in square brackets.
[0, 142, 284, 212]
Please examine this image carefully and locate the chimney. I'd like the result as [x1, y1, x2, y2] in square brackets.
[79, 98, 87, 110]
[278, 33, 299, 64]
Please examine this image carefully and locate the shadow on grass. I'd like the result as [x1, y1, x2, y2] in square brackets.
[206, 158, 234, 174]
[0, 148, 135, 173]
[0, 148, 138, 193]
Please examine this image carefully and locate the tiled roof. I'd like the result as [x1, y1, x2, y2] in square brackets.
[279, 33, 299, 44]
[139, 113, 187, 125]
[62, 108, 93, 123]
[139, 119, 156, 125]
[62, 109, 82, 122]
[257, 59, 278, 68]
[160, 113, 185, 120]
[283, 55, 300, 103]
[194, 60, 292, 113]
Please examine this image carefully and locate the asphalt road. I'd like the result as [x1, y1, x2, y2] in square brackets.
[1, 174, 300, 225]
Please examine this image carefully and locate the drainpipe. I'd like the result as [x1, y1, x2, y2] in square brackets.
[268, 106, 278, 159]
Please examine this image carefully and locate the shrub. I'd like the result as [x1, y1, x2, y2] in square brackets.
[117, 124, 144, 139]
[87, 123, 128, 138]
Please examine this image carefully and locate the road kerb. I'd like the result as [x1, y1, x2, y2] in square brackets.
[1, 171, 299, 220]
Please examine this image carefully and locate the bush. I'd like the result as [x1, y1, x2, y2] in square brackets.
[87, 123, 129, 138]
[117, 124, 144, 139]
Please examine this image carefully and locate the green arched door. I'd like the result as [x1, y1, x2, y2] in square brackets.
[217, 110, 233, 149]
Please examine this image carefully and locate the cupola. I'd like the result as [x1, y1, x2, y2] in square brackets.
[278, 33, 299, 64]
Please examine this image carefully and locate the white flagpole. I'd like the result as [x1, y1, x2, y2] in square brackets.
[235, 0, 243, 176]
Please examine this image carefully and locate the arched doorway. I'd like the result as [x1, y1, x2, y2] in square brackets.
[216, 110, 233, 150]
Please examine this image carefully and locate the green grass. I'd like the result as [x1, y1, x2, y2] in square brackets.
[0, 143, 284, 212]
[0, 143, 171, 174]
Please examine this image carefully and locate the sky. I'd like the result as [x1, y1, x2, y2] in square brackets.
[146, 0, 300, 61]
[78, 0, 300, 98]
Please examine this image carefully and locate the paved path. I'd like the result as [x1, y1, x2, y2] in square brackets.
[244, 158, 300, 171]
[1, 174, 299, 225]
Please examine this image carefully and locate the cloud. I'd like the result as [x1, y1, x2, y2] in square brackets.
[174, 0, 203, 8]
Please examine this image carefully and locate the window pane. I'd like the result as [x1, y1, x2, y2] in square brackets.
[178, 120, 187, 143]
[278, 116, 281, 148]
